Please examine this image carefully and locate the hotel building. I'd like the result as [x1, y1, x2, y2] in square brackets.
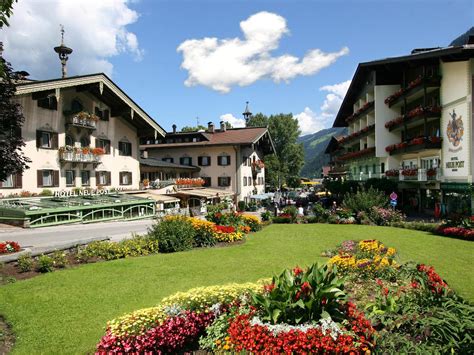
[330, 40, 474, 216]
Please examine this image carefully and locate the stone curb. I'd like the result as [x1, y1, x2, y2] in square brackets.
[0, 236, 110, 263]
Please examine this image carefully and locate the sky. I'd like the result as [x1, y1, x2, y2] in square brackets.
[1, 0, 473, 136]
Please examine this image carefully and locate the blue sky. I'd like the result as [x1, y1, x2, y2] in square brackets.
[2, 0, 473, 135]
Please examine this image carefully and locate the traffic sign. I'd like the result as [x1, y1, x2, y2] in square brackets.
[390, 192, 398, 200]
[390, 200, 397, 207]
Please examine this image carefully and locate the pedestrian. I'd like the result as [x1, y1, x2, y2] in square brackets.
[297, 205, 304, 217]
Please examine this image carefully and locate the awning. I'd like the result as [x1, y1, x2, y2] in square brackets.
[250, 193, 274, 200]
[133, 193, 180, 203]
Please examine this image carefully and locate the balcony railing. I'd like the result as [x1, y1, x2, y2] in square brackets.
[398, 168, 442, 182]
[336, 147, 375, 162]
[348, 172, 382, 181]
[66, 112, 98, 130]
[384, 106, 441, 131]
[384, 75, 441, 108]
[59, 150, 101, 164]
[345, 101, 375, 124]
[340, 124, 375, 145]
[385, 136, 442, 155]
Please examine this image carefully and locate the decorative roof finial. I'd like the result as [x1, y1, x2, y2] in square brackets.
[54, 24, 73, 78]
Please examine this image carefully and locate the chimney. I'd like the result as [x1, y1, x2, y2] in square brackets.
[220, 121, 227, 132]
[207, 121, 214, 133]
[172, 124, 177, 134]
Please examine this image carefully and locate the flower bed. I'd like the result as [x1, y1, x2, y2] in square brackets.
[0, 241, 20, 254]
[97, 239, 474, 354]
[435, 225, 474, 240]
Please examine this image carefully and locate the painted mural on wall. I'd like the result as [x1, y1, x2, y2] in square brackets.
[446, 109, 464, 149]
[443, 105, 468, 177]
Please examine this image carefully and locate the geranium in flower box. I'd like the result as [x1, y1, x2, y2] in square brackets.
[385, 169, 399, 177]
[0, 240, 21, 254]
[401, 168, 418, 177]
[409, 137, 425, 145]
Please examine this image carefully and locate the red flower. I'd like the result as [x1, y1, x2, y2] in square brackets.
[263, 283, 275, 293]
[293, 266, 303, 276]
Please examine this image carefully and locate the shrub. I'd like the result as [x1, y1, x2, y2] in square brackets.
[367, 207, 405, 226]
[252, 264, 347, 324]
[312, 203, 331, 223]
[148, 216, 195, 253]
[82, 236, 159, 260]
[342, 187, 388, 213]
[238, 201, 246, 212]
[272, 215, 292, 224]
[260, 210, 272, 222]
[51, 250, 68, 268]
[39, 188, 53, 196]
[282, 206, 298, 222]
[17, 253, 34, 272]
[36, 254, 54, 273]
[389, 221, 439, 233]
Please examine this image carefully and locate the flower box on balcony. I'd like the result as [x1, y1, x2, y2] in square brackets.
[384, 75, 441, 107]
[66, 111, 98, 130]
[336, 147, 375, 161]
[59, 146, 102, 164]
[344, 101, 375, 124]
[340, 124, 375, 145]
[386, 137, 442, 155]
[385, 169, 399, 177]
[385, 105, 441, 131]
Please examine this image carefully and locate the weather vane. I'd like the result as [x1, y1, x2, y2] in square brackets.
[54, 24, 73, 78]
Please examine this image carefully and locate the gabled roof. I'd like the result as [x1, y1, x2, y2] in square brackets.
[15, 73, 166, 137]
[141, 126, 275, 154]
[333, 45, 474, 127]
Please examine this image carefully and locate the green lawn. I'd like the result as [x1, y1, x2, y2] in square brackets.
[1, 224, 473, 354]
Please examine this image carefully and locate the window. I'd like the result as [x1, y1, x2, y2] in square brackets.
[119, 172, 132, 185]
[180, 157, 192, 166]
[96, 139, 111, 154]
[66, 170, 75, 186]
[96, 171, 111, 186]
[1, 174, 14, 188]
[65, 134, 74, 146]
[94, 107, 110, 121]
[201, 177, 211, 187]
[0, 173, 21, 188]
[80, 136, 90, 147]
[37, 170, 59, 187]
[198, 156, 211, 166]
[218, 176, 231, 187]
[372, 164, 376, 174]
[218, 155, 231, 166]
[81, 171, 90, 186]
[243, 177, 247, 186]
[162, 157, 174, 163]
[381, 162, 385, 174]
[243, 156, 248, 166]
[118, 141, 132, 156]
[38, 96, 57, 110]
[36, 130, 58, 149]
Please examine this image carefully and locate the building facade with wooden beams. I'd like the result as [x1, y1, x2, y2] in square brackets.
[0, 73, 166, 196]
[140, 121, 275, 202]
[329, 38, 474, 216]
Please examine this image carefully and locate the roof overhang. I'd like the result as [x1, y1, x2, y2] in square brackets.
[15, 73, 166, 138]
[332, 45, 474, 128]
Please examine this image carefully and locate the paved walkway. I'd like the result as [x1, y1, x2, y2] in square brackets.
[0, 218, 156, 262]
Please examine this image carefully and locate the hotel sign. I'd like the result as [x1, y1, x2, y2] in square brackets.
[53, 188, 122, 198]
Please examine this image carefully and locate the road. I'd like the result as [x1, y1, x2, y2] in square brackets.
[0, 218, 156, 249]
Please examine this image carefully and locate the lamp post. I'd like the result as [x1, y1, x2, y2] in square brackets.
[54, 25, 73, 78]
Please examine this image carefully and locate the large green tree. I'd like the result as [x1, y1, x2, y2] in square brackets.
[0, 1, 31, 180]
[247, 113, 304, 189]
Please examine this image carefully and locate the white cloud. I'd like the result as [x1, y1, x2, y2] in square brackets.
[294, 80, 351, 136]
[0, 0, 143, 79]
[219, 113, 246, 128]
[177, 11, 349, 93]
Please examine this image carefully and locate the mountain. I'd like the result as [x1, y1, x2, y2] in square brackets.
[298, 127, 346, 178]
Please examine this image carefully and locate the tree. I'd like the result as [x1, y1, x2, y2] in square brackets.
[0, 0, 16, 28]
[0, 49, 31, 180]
[181, 125, 207, 132]
[248, 113, 304, 189]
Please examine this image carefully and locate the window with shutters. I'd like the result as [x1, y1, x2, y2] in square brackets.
[162, 157, 174, 163]
[81, 171, 90, 186]
[118, 141, 132, 156]
[198, 156, 211, 166]
[36, 130, 58, 149]
[37, 96, 58, 110]
[0, 173, 22, 189]
[119, 172, 132, 185]
[180, 157, 192, 166]
[218, 155, 231, 166]
[41, 132, 51, 148]
[1, 174, 14, 188]
[37, 170, 59, 187]
[96, 139, 111, 154]
[66, 170, 75, 186]
[42, 170, 53, 187]
[218, 176, 231, 187]
[96, 171, 111, 186]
